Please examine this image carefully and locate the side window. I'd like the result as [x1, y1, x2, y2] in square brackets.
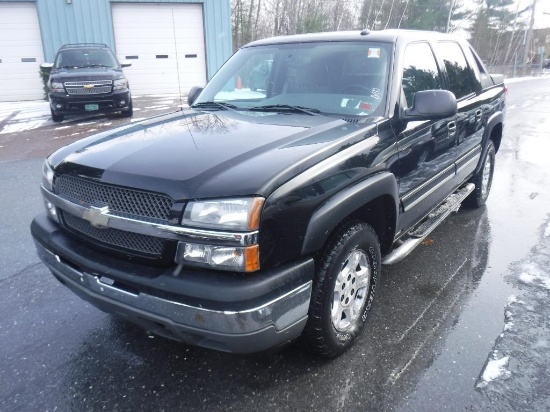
[402, 42, 442, 108]
[435, 41, 476, 99]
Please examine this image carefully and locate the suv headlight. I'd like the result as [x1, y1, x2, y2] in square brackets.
[182, 197, 263, 231]
[42, 160, 58, 222]
[49, 81, 64, 93]
[176, 197, 264, 272]
[113, 77, 128, 90]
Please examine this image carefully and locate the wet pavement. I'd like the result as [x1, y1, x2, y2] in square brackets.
[1, 79, 550, 411]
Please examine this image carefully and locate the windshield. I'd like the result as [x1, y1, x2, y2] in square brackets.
[54, 48, 118, 69]
[195, 41, 392, 118]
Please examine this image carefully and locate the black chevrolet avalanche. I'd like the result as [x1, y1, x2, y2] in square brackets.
[45, 43, 133, 122]
[31, 30, 505, 357]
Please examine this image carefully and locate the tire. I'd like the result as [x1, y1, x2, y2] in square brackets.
[121, 99, 133, 118]
[464, 140, 495, 208]
[51, 109, 64, 123]
[303, 221, 381, 358]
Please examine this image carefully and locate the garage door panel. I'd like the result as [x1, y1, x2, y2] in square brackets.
[0, 3, 45, 101]
[112, 3, 207, 95]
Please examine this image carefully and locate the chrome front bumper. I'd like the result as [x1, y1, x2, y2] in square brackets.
[35, 241, 312, 353]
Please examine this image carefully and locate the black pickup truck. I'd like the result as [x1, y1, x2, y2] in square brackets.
[31, 30, 505, 358]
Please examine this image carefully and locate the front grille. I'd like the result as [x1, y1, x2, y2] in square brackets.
[56, 175, 175, 258]
[64, 80, 112, 95]
[56, 175, 173, 221]
[66, 86, 112, 95]
[62, 212, 164, 255]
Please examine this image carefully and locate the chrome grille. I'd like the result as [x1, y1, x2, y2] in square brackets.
[66, 86, 111, 95]
[64, 80, 112, 95]
[62, 212, 164, 255]
[56, 175, 173, 221]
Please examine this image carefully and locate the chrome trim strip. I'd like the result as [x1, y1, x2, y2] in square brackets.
[456, 146, 482, 174]
[405, 172, 455, 210]
[456, 153, 479, 174]
[36, 242, 312, 334]
[42, 185, 258, 246]
[402, 164, 455, 204]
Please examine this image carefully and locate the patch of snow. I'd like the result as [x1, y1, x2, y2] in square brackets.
[531, 340, 549, 350]
[144, 105, 169, 109]
[130, 118, 146, 122]
[133, 108, 141, 111]
[0, 119, 49, 135]
[55, 126, 71, 130]
[88, 129, 97, 132]
[519, 272, 536, 284]
[70, 132, 80, 136]
[479, 356, 511, 387]
[544, 222, 550, 238]
[77, 121, 97, 126]
[100, 122, 112, 126]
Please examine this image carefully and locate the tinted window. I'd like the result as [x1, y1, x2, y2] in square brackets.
[402, 42, 441, 107]
[436, 42, 475, 99]
[55, 49, 118, 69]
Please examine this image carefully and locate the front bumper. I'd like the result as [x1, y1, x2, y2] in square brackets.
[31, 214, 314, 353]
[49, 89, 131, 115]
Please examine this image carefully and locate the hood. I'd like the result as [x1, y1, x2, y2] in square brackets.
[50, 67, 123, 82]
[51, 110, 377, 200]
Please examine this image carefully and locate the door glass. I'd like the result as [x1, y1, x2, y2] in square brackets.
[435, 41, 476, 99]
[402, 42, 442, 107]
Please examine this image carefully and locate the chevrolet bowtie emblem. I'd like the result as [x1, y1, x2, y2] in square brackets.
[83, 84, 95, 89]
[83, 205, 110, 228]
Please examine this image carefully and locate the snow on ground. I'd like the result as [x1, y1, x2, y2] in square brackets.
[504, 76, 550, 84]
[0, 100, 50, 135]
[475, 217, 550, 409]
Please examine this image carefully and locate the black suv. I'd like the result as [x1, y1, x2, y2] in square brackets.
[31, 30, 505, 357]
[45, 44, 133, 122]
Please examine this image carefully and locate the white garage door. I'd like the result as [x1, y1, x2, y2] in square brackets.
[112, 3, 207, 96]
[0, 3, 45, 102]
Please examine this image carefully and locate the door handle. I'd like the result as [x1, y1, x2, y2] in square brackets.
[447, 121, 457, 138]
[475, 109, 483, 122]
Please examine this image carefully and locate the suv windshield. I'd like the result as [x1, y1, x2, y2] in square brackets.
[54, 48, 118, 69]
[195, 41, 391, 118]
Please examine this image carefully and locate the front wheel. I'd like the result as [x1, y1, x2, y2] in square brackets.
[121, 99, 133, 118]
[465, 140, 495, 208]
[51, 108, 64, 123]
[303, 222, 381, 358]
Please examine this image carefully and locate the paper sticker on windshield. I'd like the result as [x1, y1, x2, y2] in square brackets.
[368, 48, 381, 58]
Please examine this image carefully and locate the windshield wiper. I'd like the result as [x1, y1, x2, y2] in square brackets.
[82, 64, 110, 68]
[192, 101, 238, 111]
[250, 104, 322, 116]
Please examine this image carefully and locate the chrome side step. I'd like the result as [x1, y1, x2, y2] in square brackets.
[382, 183, 475, 265]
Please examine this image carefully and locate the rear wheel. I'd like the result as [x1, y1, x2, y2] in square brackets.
[465, 140, 495, 208]
[303, 222, 381, 358]
[50, 108, 64, 123]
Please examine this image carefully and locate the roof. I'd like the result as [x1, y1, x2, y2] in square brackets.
[244, 29, 461, 48]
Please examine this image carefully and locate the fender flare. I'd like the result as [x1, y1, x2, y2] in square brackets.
[301, 172, 399, 256]
[476, 110, 503, 173]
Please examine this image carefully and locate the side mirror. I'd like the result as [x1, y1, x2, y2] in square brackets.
[121, 61, 132, 68]
[402, 90, 457, 121]
[40, 63, 54, 70]
[187, 86, 203, 106]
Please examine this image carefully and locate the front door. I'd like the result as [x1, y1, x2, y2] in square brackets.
[395, 41, 458, 232]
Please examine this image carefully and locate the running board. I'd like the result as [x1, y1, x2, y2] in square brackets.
[382, 183, 475, 265]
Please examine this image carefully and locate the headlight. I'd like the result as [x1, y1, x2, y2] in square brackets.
[176, 243, 259, 272]
[182, 197, 264, 231]
[49, 82, 64, 93]
[42, 160, 54, 191]
[42, 160, 58, 222]
[113, 77, 129, 90]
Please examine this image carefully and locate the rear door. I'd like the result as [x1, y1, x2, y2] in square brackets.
[434, 41, 484, 184]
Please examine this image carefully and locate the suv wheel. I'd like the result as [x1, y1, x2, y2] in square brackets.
[465, 140, 495, 208]
[51, 109, 64, 123]
[121, 100, 133, 118]
[303, 221, 380, 358]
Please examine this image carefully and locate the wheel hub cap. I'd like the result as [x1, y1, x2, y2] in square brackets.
[481, 154, 492, 197]
[331, 249, 371, 332]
